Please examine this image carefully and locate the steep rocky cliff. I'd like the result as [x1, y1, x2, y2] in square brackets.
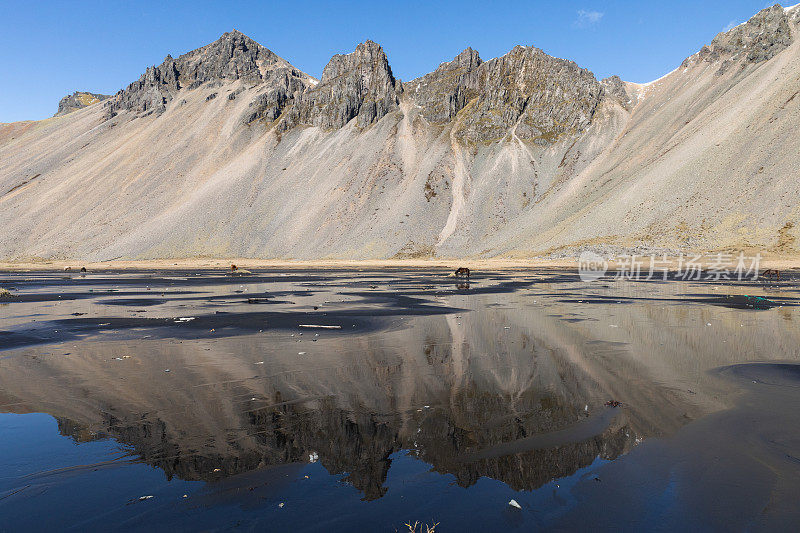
[407, 47, 483, 125]
[406, 45, 625, 144]
[107, 29, 315, 120]
[291, 40, 402, 130]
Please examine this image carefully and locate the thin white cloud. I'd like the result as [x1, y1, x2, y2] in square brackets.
[722, 19, 739, 32]
[574, 9, 604, 28]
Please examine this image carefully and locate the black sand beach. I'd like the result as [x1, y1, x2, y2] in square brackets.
[1, 268, 799, 531]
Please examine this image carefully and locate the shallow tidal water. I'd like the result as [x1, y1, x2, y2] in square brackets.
[1, 268, 800, 532]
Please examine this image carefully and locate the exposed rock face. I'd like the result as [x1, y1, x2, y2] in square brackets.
[291, 40, 401, 130]
[462, 46, 605, 144]
[109, 56, 180, 116]
[108, 30, 313, 119]
[55, 91, 110, 116]
[105, 33, 618, 142]
[240, 71, 310, 126]
[407, 47, 483, 124]
[600, 75, 631, 109]
[409, 46, 605, 144]
[694, 5, 794, 73]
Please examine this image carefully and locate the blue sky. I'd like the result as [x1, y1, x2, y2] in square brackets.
[0, 0, 788, 122]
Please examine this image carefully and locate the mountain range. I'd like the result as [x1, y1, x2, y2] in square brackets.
[1, 4, 799, 261]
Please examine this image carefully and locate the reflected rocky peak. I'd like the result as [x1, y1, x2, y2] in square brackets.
[3, 269, 797, 502]
[52, 374, 637, 499]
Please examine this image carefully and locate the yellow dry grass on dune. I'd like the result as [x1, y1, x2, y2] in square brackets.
[0, 257, 573, 272]
[0, 254, 799, 272]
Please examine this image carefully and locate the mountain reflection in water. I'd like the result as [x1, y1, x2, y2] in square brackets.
[1, 268, 799, 529]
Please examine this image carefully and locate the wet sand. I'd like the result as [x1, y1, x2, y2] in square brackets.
[1, 268, 800, 531]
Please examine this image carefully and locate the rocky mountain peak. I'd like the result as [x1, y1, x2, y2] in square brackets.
[98, 32, 619, 140]
[54, 91, 110, 117]
[407, 48, 484, 125]
[183, 29, 284, 83]
[691, 4, 794, 74]
[320, 40, 392, 82]
[453, 46, 604, 144]
[600, 75, 631, 109]
[452, 47, 482, 69]
[107, 30, 311, 118]
[408, 44, 604, 144]
[94, 3, 797, 137]
[293, 40, 401, 129]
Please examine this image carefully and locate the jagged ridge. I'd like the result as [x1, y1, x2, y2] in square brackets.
[102, 30, 624, 144]
[55, 3, 800, 143]
[108, 29, 314, 120]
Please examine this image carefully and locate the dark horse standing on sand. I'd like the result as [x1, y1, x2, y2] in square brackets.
[455, 267, 470, 278]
